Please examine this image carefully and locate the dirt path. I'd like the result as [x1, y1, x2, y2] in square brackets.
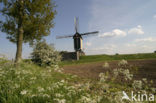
[63, 59, 156, 85]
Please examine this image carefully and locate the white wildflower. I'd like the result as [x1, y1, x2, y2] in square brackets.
[42, 94, 50, 98]
[30, 94, 37, 98]
[118, 59, 128, 66]
[113, 69, 119, 77]
[103, 62, 109, 68]
[58, 99, 66, 103]
[99, 72, 108, 83]
[55, 93, 64, 98]
[14, 83, 20, 89]
[54, 98, 66, 103]
[37, 87, 44, 92]
[30, 77, 37, 80]
[132, 80, 142, 89]
[20, 90, 27, 95]
[122, 69, 133, 80]
[142, 78, 147, 83]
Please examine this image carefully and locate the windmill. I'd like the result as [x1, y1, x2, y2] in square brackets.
[56, 17, 99, 60]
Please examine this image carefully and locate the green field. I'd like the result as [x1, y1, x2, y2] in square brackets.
[60, 53, 156, 65]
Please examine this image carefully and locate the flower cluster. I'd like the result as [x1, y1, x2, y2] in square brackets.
[118, 59, 128, 66]
[113, 68, 133, 81]
[99, 72, 109, 83]
[102, 62, 109, 68]
[132, 80, 142, 89]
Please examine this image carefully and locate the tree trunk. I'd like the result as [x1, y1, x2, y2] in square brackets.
[15, 26, 24, 64]
[15, 0, 24, 64]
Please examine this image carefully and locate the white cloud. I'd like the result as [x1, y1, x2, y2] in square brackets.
[153, 14, 156, 19]
[85, 44, 117, 54]
[98, 25, 145, 38]
[99, 29, 126, 38]
[128, 25, 144, 35]
[135, 37, 156, 42]
[125, 43, 137, 47]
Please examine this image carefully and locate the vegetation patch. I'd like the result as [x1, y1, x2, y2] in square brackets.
[0, 59, 155, 103]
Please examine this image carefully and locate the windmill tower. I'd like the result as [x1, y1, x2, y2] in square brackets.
[56, 17, 99, 60]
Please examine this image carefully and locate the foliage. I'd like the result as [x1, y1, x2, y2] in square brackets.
[0, 0, 56, 63]
[31, 40, 61, 67]
[98, 60, 156, 103]
[0, 58, 156, 103]
[0, 59, 114, 103]
[0, 0, 56, 44]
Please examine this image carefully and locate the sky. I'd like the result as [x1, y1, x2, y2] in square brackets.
[1, 0, 156, 59]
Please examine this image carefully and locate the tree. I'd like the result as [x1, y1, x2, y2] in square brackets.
[0, 0, 56, 64]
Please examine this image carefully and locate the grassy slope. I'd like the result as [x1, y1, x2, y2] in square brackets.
[60, 53, 156, 65]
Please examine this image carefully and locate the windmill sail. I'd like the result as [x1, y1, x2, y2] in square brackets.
[56, 35, 74, 39]
[74, 17, 79, 33]
[81, 31, 99, 36]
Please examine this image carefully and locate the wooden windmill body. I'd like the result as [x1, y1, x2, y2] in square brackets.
[56, 17, 99, 60]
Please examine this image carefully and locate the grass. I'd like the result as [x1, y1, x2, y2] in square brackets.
[0, 58, 155, 103]
[0, 59, 114, 103]
[60, 53, 156, 65]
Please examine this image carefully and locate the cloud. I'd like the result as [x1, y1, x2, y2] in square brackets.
[99, 29, 126, 38]
[85, 44, 117, 54]
[135, 37, 156, 42]
[153, 14, 156, 19]
[128, 25, 144, 35]
[125, 43, 137, 47]
[98, 25, 144, 38]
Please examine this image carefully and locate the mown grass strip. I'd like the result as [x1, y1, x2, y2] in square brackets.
[60, 53, 156, 66]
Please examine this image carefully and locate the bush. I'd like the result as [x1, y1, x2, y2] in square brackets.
[31, 40, 61, 67]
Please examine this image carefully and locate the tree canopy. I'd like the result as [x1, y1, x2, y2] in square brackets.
[0, 0, 56, 44]
[0, 0, 56, 63]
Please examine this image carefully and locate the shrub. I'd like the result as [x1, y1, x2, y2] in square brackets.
[31, 40, 61, 67]
[115, 53, 119, 55]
